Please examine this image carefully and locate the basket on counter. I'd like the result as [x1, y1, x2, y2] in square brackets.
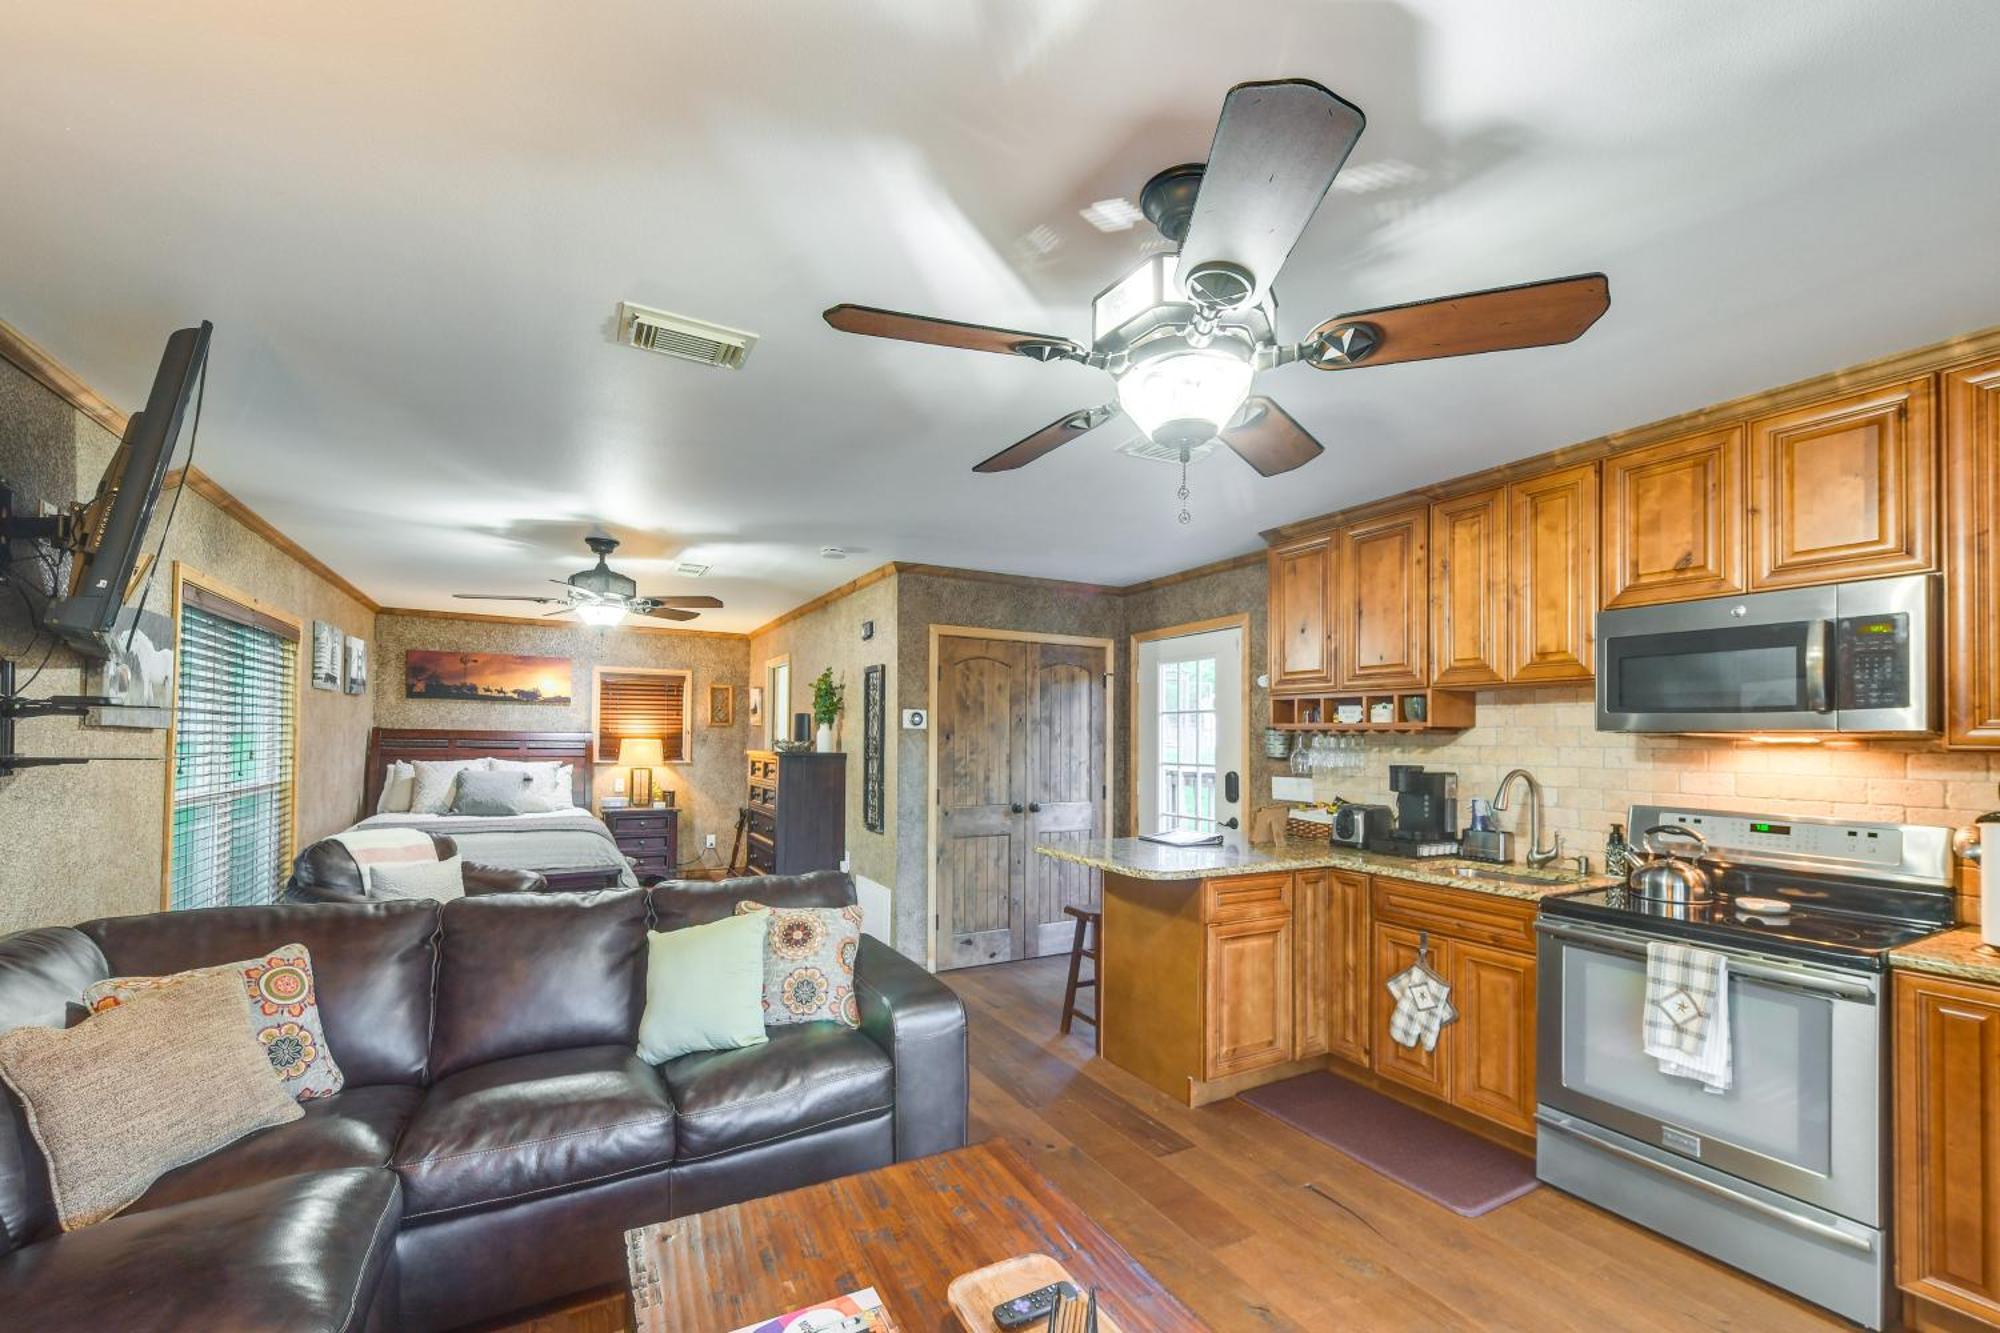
[1286, 808, 1334, 842]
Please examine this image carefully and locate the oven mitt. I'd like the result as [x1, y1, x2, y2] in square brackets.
[1387, 958, 1455, 1050]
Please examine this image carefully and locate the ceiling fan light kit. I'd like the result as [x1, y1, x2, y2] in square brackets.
[820, 76, 1611, 498]
[452, 536, 724, 626]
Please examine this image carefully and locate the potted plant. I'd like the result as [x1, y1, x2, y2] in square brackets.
[810, 667, 845, 753]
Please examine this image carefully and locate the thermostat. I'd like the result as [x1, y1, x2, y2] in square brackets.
[901, 709, 927, 730]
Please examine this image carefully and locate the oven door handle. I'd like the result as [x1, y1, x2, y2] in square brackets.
[1804, 617, 1834, 713]
[1536, 919, 1878, 1001]
[1537, 1112, 1876, 1254]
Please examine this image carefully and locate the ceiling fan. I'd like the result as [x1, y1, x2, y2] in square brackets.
[823, 78, 1609, 490]
[452, 537, 723, 627]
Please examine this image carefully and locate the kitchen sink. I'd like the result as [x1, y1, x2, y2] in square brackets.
[1445, 864, 1561, 886]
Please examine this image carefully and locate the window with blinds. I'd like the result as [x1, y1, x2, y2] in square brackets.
[595, 668, 691, 762]
[169, 582, 299, 912]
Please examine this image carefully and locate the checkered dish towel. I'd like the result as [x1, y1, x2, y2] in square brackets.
[1387, 958, 1456, 1051]
[1642, 940, 1732, 1094]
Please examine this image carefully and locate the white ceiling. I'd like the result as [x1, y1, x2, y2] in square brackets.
[5, 1, 1999, 632]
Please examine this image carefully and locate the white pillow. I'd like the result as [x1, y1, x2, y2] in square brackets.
[369, 854, 466, 902]
[376, 761, 416, 814]
[409, 759, 490, 814]
[487, 759, 574, 812]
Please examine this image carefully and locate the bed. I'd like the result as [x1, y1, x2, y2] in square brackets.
[357, 728, 638, 890]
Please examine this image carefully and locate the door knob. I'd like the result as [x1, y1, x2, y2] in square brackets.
[1029, 802, 1042, 813]
[1010, 803, 1024, 814]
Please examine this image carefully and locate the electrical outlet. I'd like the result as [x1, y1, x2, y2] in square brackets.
[612, 775, 625, 794]
[704, 834, 716, 850]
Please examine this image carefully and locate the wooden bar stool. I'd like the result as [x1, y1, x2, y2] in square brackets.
[1059, 905, 1101, 1042]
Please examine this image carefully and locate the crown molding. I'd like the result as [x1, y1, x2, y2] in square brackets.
[376, 605, 749, 642]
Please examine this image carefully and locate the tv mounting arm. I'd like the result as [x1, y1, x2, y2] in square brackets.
[0, 662, 110, 776]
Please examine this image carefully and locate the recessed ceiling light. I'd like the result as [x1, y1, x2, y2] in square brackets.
[820, 547, 848, 560]
[674, 561, 709, 578]
[1079, 197, 1143, 232]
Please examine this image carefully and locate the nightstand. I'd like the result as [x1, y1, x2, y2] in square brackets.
[603, 805, 679, 881]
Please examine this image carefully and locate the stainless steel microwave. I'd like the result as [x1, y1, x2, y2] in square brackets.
[1595, 574, 1938, 735]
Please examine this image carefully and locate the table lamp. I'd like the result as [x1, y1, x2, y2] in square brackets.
[621, 737, 665, 808]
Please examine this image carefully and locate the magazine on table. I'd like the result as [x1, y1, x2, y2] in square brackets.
[729, 1286, 901, 1333]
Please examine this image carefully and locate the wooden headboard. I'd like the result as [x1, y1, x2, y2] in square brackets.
[364, 728, 594, 813]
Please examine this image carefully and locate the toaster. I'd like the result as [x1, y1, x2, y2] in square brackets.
[1331, 803, 1393, 847]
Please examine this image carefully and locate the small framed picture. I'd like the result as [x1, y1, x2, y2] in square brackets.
[344, 636, 368, 696]
[709, 683, 734, 727]
[747, 686, 764, 725]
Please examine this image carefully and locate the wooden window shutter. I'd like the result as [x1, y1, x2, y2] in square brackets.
[597, 670, 689, 762]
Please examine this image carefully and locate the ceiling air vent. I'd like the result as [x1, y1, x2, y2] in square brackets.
[1118, 436, 1218, 465]
[617, 302, 758, 369]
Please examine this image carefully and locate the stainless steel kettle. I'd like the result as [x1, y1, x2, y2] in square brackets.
[1627, 824, 1713, 903]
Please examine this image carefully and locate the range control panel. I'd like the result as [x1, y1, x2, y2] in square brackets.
[1632, 804, 1955, 890]
[1651, 809, 1905, 870]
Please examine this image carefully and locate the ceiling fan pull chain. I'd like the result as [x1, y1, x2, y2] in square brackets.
[1177, 454, 1192, 526]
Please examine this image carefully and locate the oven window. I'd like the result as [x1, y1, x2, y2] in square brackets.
[1559, 947, 1832, 1173]
[1607, 623, 1808, 715]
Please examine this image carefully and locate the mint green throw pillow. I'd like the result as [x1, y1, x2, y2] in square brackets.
[637, 910, 771, 1064]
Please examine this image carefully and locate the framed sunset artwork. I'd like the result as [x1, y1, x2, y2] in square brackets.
[404, 650, 573, 705]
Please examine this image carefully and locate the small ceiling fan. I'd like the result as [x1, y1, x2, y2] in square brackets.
[453, 537, 723, 627]
[823, 78, 1609, 487]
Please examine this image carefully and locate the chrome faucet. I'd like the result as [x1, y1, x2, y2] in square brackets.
[1492, 768, 1563, 868]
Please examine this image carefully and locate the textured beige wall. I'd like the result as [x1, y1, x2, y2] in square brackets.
[371, 613, 750, 868]
[745, 573, 897, 892]
[0, 358, 375, 932]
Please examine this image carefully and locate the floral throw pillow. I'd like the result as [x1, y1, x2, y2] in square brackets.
[82, 942, 345, 1101]
[733, 901, 863, 1028]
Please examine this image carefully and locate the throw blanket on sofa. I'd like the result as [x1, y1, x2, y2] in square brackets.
[327, 825, 439, 893]
[352, 810, 640, 887]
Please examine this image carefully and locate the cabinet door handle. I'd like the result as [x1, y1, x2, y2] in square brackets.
[1011, 803, 1024, 814]
[1029, 802, 1042, 813]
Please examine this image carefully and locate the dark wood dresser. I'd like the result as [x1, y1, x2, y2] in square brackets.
[603, 804, 680, 881]
[745, 750, 845, 876]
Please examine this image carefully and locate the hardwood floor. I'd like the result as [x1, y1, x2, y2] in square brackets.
[501, 954, 1839, 1332]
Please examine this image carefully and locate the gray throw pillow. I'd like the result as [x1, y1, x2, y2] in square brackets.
[450, 769, 539, 816]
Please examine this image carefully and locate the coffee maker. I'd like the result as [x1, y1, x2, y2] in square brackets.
[1367, 765, 1461, 858]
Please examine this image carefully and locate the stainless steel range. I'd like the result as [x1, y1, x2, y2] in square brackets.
[1535, 805, 1955, 1330]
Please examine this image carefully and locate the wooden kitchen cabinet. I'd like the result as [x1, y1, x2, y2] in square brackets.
[1204, 913, 1294, 1080]
[1602, 426, 1746, 608]
[1945, 357, 2000, 747]
[1293, 870, 1331, 1061]
[1326, 870, 1372, 1067]
[1894, 971, 2000, 1323]
[1268, 536, 1335, 691]
[1336, 505, 1428, 689]
[1451, 942, 1538, 1134]
[1431, 487, 1508, 686]
[1506, 462, 1600, 682]
[1748, 376, 1937, 590]
[1372, 922, 1452, 1101]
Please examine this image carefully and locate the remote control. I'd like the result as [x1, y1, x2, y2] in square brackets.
[992, 1280, 1078, 1329]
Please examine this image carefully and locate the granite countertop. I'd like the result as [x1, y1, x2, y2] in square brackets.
[1890, 927, 2000, 986]
[1035, 836, 1617, 902]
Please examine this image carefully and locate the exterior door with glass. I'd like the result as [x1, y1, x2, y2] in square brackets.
[1136, 625, 1245, 836]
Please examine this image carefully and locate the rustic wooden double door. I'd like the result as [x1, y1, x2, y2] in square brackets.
[935, 633, 1107, 970]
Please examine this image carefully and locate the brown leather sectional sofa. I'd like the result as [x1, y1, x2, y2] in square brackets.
[0, 872, 968, 1331]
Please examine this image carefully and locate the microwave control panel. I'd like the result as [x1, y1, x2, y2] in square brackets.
[1837, 612, 1910, 709]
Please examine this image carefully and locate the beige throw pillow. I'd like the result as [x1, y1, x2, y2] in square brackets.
[370, 854, 467, 903]
[0, 969, 303, 1230]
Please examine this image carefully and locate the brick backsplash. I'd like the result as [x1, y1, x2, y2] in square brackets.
[1262, 686, 2000, 871]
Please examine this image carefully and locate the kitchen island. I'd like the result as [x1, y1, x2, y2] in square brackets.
[1039, 836, 1610, 1123]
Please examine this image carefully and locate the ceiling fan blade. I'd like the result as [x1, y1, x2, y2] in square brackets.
[971, 405, 1119, 474]
[636, 595, 725, 609]
[822, 305, 1084, 363]
[1174, 79, 1364, 310]
[1218, 397, 1324, 477]
[639, 606, 700, 622]
[1304, 273, 1611, 370]
[452, 593, 563, 604]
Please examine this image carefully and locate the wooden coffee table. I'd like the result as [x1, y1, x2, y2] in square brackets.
[625, 1140, 1204, 1332]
